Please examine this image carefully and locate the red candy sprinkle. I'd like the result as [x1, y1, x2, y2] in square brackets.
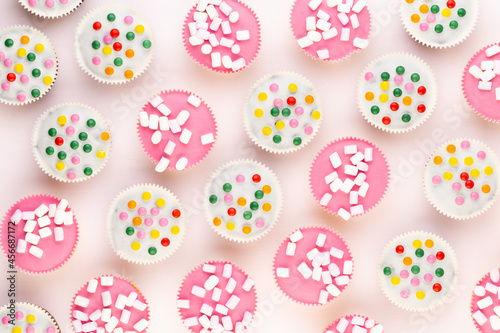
[228, 208, 236, 216]
[110, 29, 120, 38]
[172, 209, 181, 218]
[252, 174, 261, 183]
[55, 137, 64, 146]
[7, 73, 16, 82]
[382, 116, 391, 125]
[93, 21, 102, 30]
[417, 104, 426, 113]
[460, 172, 469, 181]
[447, 0, 456, 8]
[396, 245, 405, 254]
[161, 238, 170, 247]
[465, 180, 474, 189]
[390, 102, 399, 111]
[436, 251, 445, 260]
[113, 42, 122, 51]
[433, 283, 442, 292]
[287, 97, 296, 106]
[418, 86, 427, 95]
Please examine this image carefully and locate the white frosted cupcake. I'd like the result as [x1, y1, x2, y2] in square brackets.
[18, 0, 84, 18]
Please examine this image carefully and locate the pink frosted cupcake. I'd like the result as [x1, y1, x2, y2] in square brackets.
[273, 226, 353, 305]
[183, 0, 261, 73]
[463, 43, 500, 123]
[0, 194, 78, 274]
[138, 90, 217, 172]
[1, 302, 61, 332]
[310, 137, 390, 221]
[471, 268, 500, 332]
[19, 0, 84, 19]
[323, 315, 384, 333]
[177, 261, 257, 332]
[291, 0, 371, 62]
[70, 275, 150, 333]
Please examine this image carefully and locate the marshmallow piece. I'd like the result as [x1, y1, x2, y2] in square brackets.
[352, 316, 365, 326]
[242, 278, 254, 292]
[163, 141, 176, 156]
[176, 157, 189, 171]
[201, 133, 215, 145]
[326, 284, 341, 297]
[221, 21, 231, 34]
[491, 269, 500, 283]
[337, 208, 351, 221]
[200, 304, 214, 316]
[371, 324, 384, 333]
[352, 0, 366, 12]
[323, 28, 339, 40]
[354, 173, 366, 186]
[349, 191, 359, 205]
[151, 131, 162, 145]
[317, 9, 330, 20]
[325, 171, 339, 184]
[194, 10, 208, 21]
[23, 219, 36, 233]
[297, 36, 314, 48]
[101, 276, 114, 286]
[101, 308, 111, 322]
[478, 296, 493, 309]
[72, 320, 83, 333]
[290, 230, 303, 242]
[479, 81, 492, 91]
[495, 61, 500, 75]
[206, 4, 218, 19]
[196, 29, 210, 40]
[344, 145, 357, 154]
[179, 129, 193, 144]
[330, 246, 344, 259]
[340, 178, 355, 193]
[340, 28, 350, 41]
[328, 263, 341, 277]
[307, 248, 320, 260]
[177, 299, 190, 309]
[102, 291, 112, 307]
[363, 148, 373, 161]
[168, 119, 182, 134]
[329, 178, 343, 193]
[317, 49, 330, 60]
[231, 44, 241, 54]
[155, 157, 170, 173]
[120, 309, 131, 324]
[225, 278, 237, 293]
[75, 296, 90, 308]
[149, 114, 159, 130]
[212, 287, 222, 302]
[115, 294, 127, 310]
[219, 1, 232, 15]
[338, 3, 350, 12]
[204, 275, 219, 290]
[469, 65, 483, 79]
[22, 211, 35, 220]
[336, 317, 349, 332]
[320, 193, 333, 206]
[215, 304, 229, 315]
[485, 282, 498, 294]
[350, 14, 359, 28]
[306, 16, 316, 31]
[307, 30, 322, 42]
[25, 233, 40, 245]
[496, 88, 500, 101]
[139, 112, 149, 127]
[73, 310, 89, 322]
[344, 164, 358, 176]
[231, 58, 246, 72]
[223, 263, 232, 278]
[189, 36, 205, 46]
[87, 279, 98, 293]
[10, 210, 22, 224]
[350, 204, 364, 216]
[236, 30, 250, 41]
[316, 19, 332, 31]
[350, 152, 364, 165]
[149, 96, 163, 107]
[276, 267, 289, 278]
[221, 316, 233, 330]
[188, 22, 198, 36]
[203, 264, 216, 273]
[322, 271, 333, 284]
[126, 292, 138, 307]
[315, 234, 327, 247]
[133, 319, 149, 332]
[199, 315, 211, 329]
[495, 307, 500, 317]
[210, 17, 222, 31]
[184, 317, 198, 327]
[211, 52, 222, 67]
[491, 316, 500, 330]
[222, 55, 233, 69]
[335, 275, 350, 285]
[480, 69, 495, 82]
[229, 11, 239, 23]
[226, 295, 240, 309]
[159, 116, 171, 131]
[473, 310, 488, 325]
[192, 285, 206, 298]
[486, 45, 500, 57]
[57, 199, 68, 211]
[133, 300, 147, 311]
[330, 152, 342, 168]
[38, 227, 52, 238]
[201, 43, 213, 55]
[474, 286, 486, 297]
[208, 34, 220, 48]
[343, 261, 353, 275]
[308, 0, 322, 10]
[352, 326, 367, 333]
[482, 61, 495, 70]
[312, 266, 322, 281]
[220, 37, 234, 48]
[353, 37, 369, 49]
[337, 13, 349, 25]
[16, 239, 27, 253]
[89, 309, 101, 321]
[358, 182, 369, 197]
[34, 204, 49, 217]
[357, 161, 369, 172]
[298, 262, 313, 279]
[63, 211, 73, 225]
[187, 94, 201, 107]
[286, 242, 297, 256]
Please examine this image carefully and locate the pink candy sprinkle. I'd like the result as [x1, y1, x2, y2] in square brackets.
[138, 207, 147, 216]
[71, 114, 80, 122]
[1, 82, 10, 91]
[255, 219, 265, 228]
[400, 270, 409, 279]
[394, 75, 403, 84]
[461, 140, 470, 149]
[295, 107, 304, 115]
[289, 119, 299, 128]
[15, 311, 23, 320]
[419, 23, 429, 32]
[45, 0, 54, 7]
[411, 277, 420, 286]
[424, 273, 433, 282]
[426, 14, 436, 23]
[304, 126, 313, 135]
[72, 156, 81, 165]
[365, 72, 373, 81]
[60, 0, 68, 4]
[405, 83, 414, 92]
[119, 212, 128, 221]
[17, 94, 26, 102]
[452, 182, 461, 191]
[27, 327, 35, 333]
[137, 231, 146, 239]
[92, 56, 101, 65]
[144, 217, 153, 226]
[4, 58, 13, 67]
[47, 327, 56, 333]
[150, 207, 159, 216]
[28, 0, 37, 6]
[0, 52, 4, 61]
[124, 15, 134, 24]
[103, 35, 112, 44]
[455, 196, 465, 205]
[471, 191, 479, 200]
[477, 151, 486, 160]
[236, 175, 245, 183]
[269, 83, 279, 92]
[66, 126, 75, 135]
[224, 194, 233, 203]
[67, 171, 76, 180]
[45, 59, 54, 68]
[159, 218, 168, 227]
[432, 176, 441, 184]
[274, 98, 283, 108]
[400, 290, 409, 299]
[20, 75, 29, 84]
[2, 316, 9, 325]
[427, 255, 436, 264]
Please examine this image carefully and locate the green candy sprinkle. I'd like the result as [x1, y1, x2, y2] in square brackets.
[402, 114, 412, 123]
[126, 32, 135, 40]
[79, 132, 88, 141]
[393, 88, 402, 97]
[48, 128, 57, 137]
[27, 53, 36, 62]
[273, 135, 282, 144]
[70, 141, 79, 149]
[396, 66, 405, 75]
[148, 247, 157, 255]
[415, 248, 424, 258]
[434, 24, 444, 34]
[449, 21, 458, 29]
[281, 108, 291, 117]
[143, 40, 152, 49]
[114, 57, 123, 67]
[92, 40, 101, 50]
[371, 106, 380, 115]
[255, 190, 264, 199]
[83, 144, 92, 153]
[243, 211, 252, 220]
[381, 72, 390, 81]
[250, 202, 259, 211]
[32, 69, 41, 78]
[383, 267, 392, 276]
[107, 13, 116, 22]
[45, 147, 54, 155]
[223, 183, 232, 192]
[126, 227, 134, 236]
[209, 195, 218, 204]
[87, 119, 96, 128]
[84, 167, 93, 176]
[270, 107, 280, 117]
[293, 137, 302, 146]
[457, 8, 466, 17]
[435, 268, 444, 277]
[31, 89, 40, 98]
[411, 73, 420, 82]
[431, 5, 439, 13]
[58, 151, 67, 160]
[4, 39, 13, 47]
[411, 265, 420, 274]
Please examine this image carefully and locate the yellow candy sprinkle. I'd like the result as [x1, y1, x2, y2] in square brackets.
[425, 239, 434, 248]
[142, 192, 151, 200]
[135, 25, 145, 34]
[57, 115, 67, 126]
[464, 157, 474, 166]
[263, 185, 272, 194]
[262, 203, 271, 212]
[262, 126, 272, 136]
[365, 92, 374, 101]
[403, 96, 412, 106]
[449, 157, 458, 166]
[305, 95, 314, 104]
[131, 242, 140, 251]
[419, 4, 429, 13]
[226, 222, 235, 231]
[20, 35, 30, 44]
[12, 327, 22, 333]
[413, 240, 422, 249]
[171, 226, 180, 235]
[483, 185, 491, 194]
[446, 144, 456, 153]
[128, 201, 137, 209]
[275, 121, 285, 130]
[416, 291, 426, 300]
[403, 257, 412, 266]
[242, 226, 252, 234]
[411, 14, 420, 23]
[289, 83, 297, 92]
[101, 132, 110, 141]
[150, 230, 160, 239]
[471, 169, 480, 178]
[213, 217, 222, 226]
[379, 93, 389, 103]
[26, 315, 35, 323]
[43, 76, 52, 85]
[156, 198, 165, 207]
[380, 81, 390, 91]
[237, 197, 247, 206]
[485, 166, 494, 176]
[17, 48, 26, 57]
[96, 150, 106, 159]
[103, 46, 112, 55]
[442, 8, 451, 17]
[35, 43, 44, 52]
[434, 156, 442, 165]
[258, 92, 267, 101]
[391, 277, 400, 285]
[14, 64, 23, 73]
[124, 70, 134, 79]
[443, 172, 453, 181]
[125, 49, 135, 58]
[311, 111, 321, 120]
[56, 162, 65, 171]
[254, 109, 263, 118]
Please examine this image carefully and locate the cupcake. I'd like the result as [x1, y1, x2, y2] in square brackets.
[244, 72, 322, 153]
[424, 139, 500, 219]
[400, 0, 478, 48]
[32, 103, 112, 182]
[177, 261, 257, 333]
[18, 0, 84, 19]
[309, 137, 390, 221]
[1, 302, 60, 332]
[273, 226, 353, 305]
[138, 90, 217, 172]
[70, 275, 150, 332]
[0, 25, 58, 105]
[0, 194, 78, 274]
[471, 268, 500, 332]
[107, 184, 185, 264]
[290, 0, 371, 62]
[204, 160, 282, 242]
[379, 231, 458, 311]
[323, 315, 384, 333]
[183, 0, 261, 73]
[462, 43, 500, 123]
[75, 5, 153, 84]
[358, 53, 437, 133]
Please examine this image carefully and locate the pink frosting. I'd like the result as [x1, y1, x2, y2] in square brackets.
[274, 227, 353, 305]
[291, 0, 371, 62]
[463, 43, 500, 122]
[138, 91, 217, 170]
[310, 138, 390, 217]
[183, 0, 261, 73]
[471, 269, 500, 333]
[324, 315, 383, 333]
[178, 261, 257, 333]
[0, 195, 78, 273]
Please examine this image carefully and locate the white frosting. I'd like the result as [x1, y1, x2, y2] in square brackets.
[0, 303, 60, 332]
[18, 0, 83, 18]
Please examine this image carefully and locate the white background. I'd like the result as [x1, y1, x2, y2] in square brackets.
[1, 0, 499, 332]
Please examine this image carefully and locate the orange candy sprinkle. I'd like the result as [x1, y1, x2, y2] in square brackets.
[411, 14, 420, 23]
[133, 217, 142, 226]
[126, 49, 134, 58]
[446, 144, 456, 153]
[124, 70, 134, 79]
[105, 67, 114, 76]
[128, 200, 136, 209]
[483, 185, 491, 194]
[403, 257, 412, 266]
